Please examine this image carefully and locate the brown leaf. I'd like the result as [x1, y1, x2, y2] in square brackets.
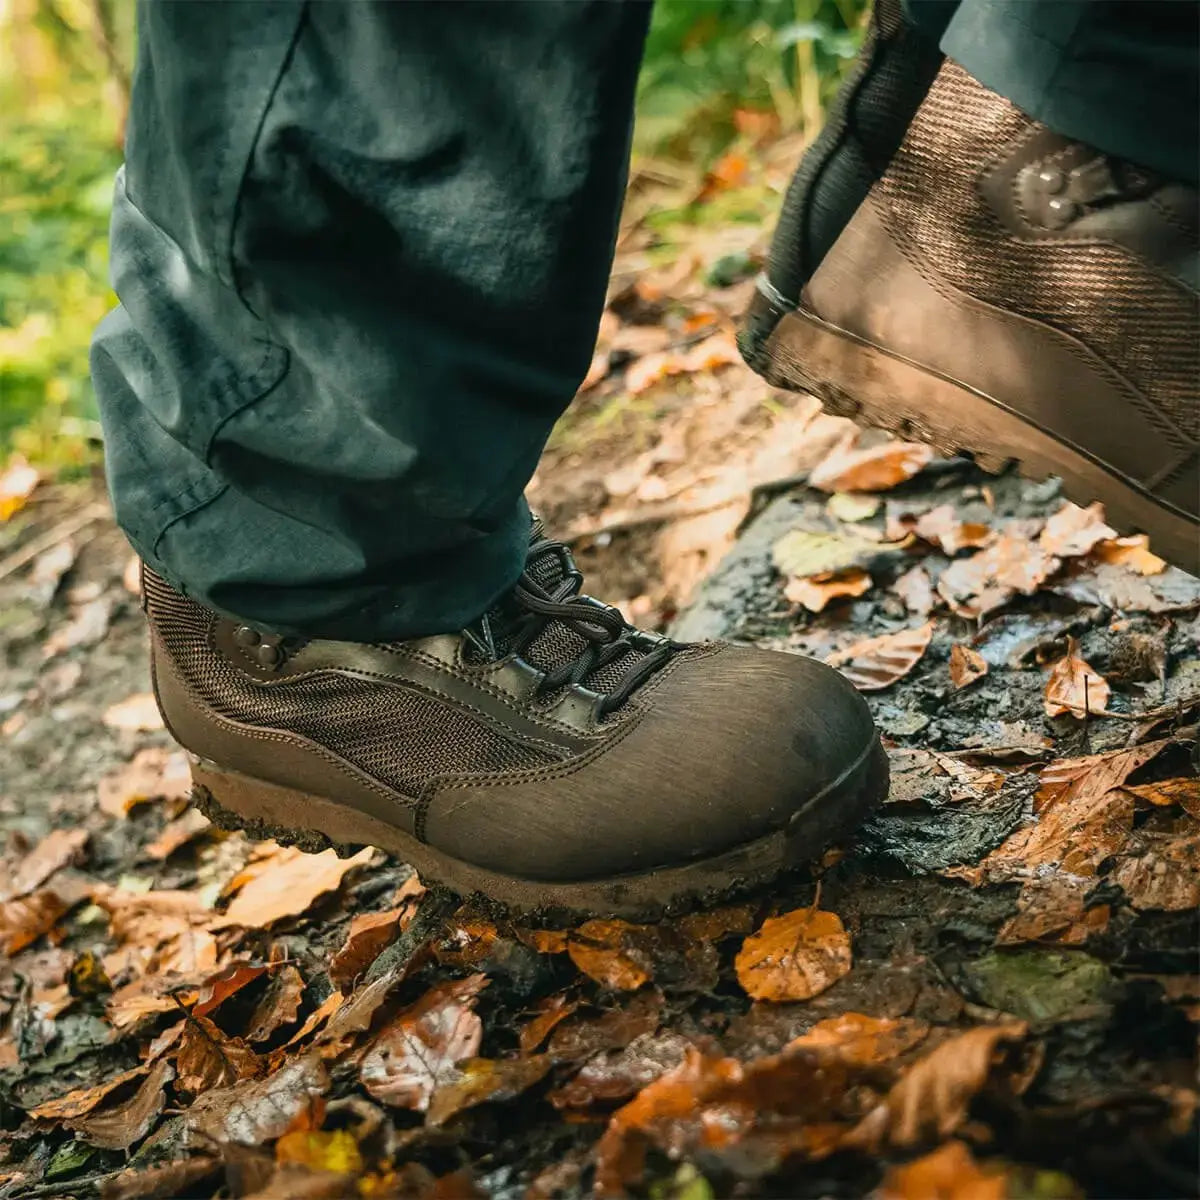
[1111, 826, 1200, 912]
[826, 623, 934, 691]
[28, 1064, 151, 1120]
[1043, 637, 1111, 718]
[567, 920, 657, 990]
[938, 534, 1061, 618]
[1039, 501, 1116, 557]
[515, 928, 570, 955]
[359, 975, 487, 1111]
[175, 1013, 263, 1094]
[624, 332, 740, 394]
[911, 505, 993, 555]
[877, 1140, 1008, 1200]
[1, 888, 71, 955]
[329, 907, 408, 989]
[809, 434, 932, 493]
[427, 1055, 553, 1126]
[848, 1022, 1029, 1149]
[995, 876, 1110, 946]
[0, 828, 87, 902]
[735, 908, 852, 1002]
[286, 990, 344, 1049]
[216, 845, 378, 929]
[549, 1031, 690, 1109]
[772, 527, 883, 579]
[97, 748, 192, 818]
[1035, 740, 1170, 814]
[102, 692, 164, 732]
[193, 962, 270, 1019]
[187, 1053, 329, 1146]
[144, 808, 211, 860]
[100, 1157, 219, 1200]
[787, 1013, 929, 1066]
[244, 965, 306, 1042]
[784, 567, 872, 613]
[519, 994, 579, 1055]
[1125, 778, 1200, 816]
[74, 1059, 175, 1150]
[546, 990, 664, 1063]
[893, 564, 935, 617]
[1091, 534, 1166, 575]
[949, 644, 989, 690]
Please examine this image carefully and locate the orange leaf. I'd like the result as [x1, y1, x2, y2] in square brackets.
[1125, 778, 1200, 817]
[937, 534, 1061, 618]
[567, 920, 655, 991]
[0, 828, 87, 903]
[949, 644, 988, 690]
[787, 1012, 929, 1065]
[1091, 534, 1166, 576]
[809, 434, 932, 494]
[784, 567, 872, 613]
[893, 564, 935, 617]
[0, 455, 39, 521]
[1043, 636, 1111, 718]
[1039, 500, 1115, 557]
[877, 1140, 1008, 1200]
[329, 907, 408, 989]
[96, 748, 191, 818]
[826, 623, 934, 691]
[734, 907, 852, 1002]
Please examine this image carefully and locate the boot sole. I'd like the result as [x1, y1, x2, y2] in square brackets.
[190, 735, 889, 922]
[754, 299, 1199, 573]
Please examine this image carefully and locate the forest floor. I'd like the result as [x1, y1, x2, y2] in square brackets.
[0, 155, 1197, 1200]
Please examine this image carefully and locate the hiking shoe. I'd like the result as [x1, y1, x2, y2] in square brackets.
[744, 60, 1200, 571]
[143, 527, 887, 918]
[739, 0, 944, 373]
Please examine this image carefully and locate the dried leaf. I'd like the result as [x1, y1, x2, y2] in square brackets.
[100, 1156, 219, 1200]
[849, 1022, 1029, 1149]
[122, 554, 143, 596]
[29, 1064, 151, 1121]
[893, 564, 935, 617]
[73, 1059, 175, 1150]
[275, 1128, 364, 1175]
[329, 907, 408, 989]
[1035, 741, 1169, 814]
[949, 644, 989, 690]
[216, 846, 377, 929]
[1, 888, 71, 955]
[102, 693, 165, 732]
[187, 1053, 329, 1146]
[144, 808, 211, 860]
[938, 534, 1061, 618]
[735, 908, 852, 1002]
[27, 539, 76, 604]
[1039, 501, 1116, 557]
[360, 975, 487, 1111]
[625, 332, 740, 394]
[519, 995, 579, 1055]
[877, 1140, 1008, 1200]
[788, 1013, 929, 1065]
[0, 828, 87, 902]
[1111, 827, 1200, 912]
[43, 596, 114, 658]
[1125, 778, 1200, 816]
[826, 492, 881, 523]
[1091, 534, 1166, 575]
[97, 748, 192, 818]
[244, 965, 306, 1043]
[515, 928, 570, 955]
[0, 454, 40, 520]
[567, 920, 655, 991]
[809, 435, 932, 493]
[772, 528, 882, 579]
[826, 623, 934, 691]
[193, 963, 270, 1019]
[911, 505, 993, 555]
[427, 1054, 553, 1126]
[175, 1013, 263, 1094]
[784, 568, 872, 613]
[1043, 637, 1111, 718]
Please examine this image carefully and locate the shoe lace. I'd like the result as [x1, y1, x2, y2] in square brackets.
[465, 528, 680, 717]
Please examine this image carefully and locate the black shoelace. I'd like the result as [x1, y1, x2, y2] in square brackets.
[466, 530, 680, 717]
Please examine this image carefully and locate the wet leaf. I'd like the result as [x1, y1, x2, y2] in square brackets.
[1043, 637, 1111, 718]
[1111, 826, 1200, 912]
[825, 623, 933, 691]
[360, 975, 487, 1111]
[73, 1059, 175, 1150]
[519, 994, 579, 1055]
[275, 1128, 363, 1175]
[427, 1054, 553, 1125]
[784, 567, 872, 613]
[329, 907, 408, 989]
[735, 907, 852, 1002]
[1035, 740, 1169, 814]
[876, 1140, 1007, 1200]
[996, 876, 1110, 946]
[809, 434, 932, 493]
[0, 454, 39, 520]
[547, 990, 664, 1063]
[216, 845, 378, 929]
[965, 950, 1114, 1023]
[0, 827, 87, 902]
[101, 691, 163, 732]
[949, 644, 988, 690]
[516, 928, 570, 954]
[788, 1013, 929, 1065]
[892, 563, 935, 617]
[1039, 501, 1116, 558]
[849, 1022, 1029, 1149]
[568, 919, 655, 990]
[1124, 777, 1200, 816]
[772, 528, 883, 579]
[938, 534, 1061, 618]
[549, 1030, 690, 1109]
[97, 748, 192, 818]
[187, 1053, 329, 1146]
[175, 1013, 263, 1094]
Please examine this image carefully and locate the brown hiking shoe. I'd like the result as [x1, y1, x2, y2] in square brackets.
[144, 527, 886, 918]
[745, 60, 1200, 572]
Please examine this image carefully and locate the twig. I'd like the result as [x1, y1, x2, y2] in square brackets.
[0, 502, 109, 583]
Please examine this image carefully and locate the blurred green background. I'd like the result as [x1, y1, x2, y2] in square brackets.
[0, 0, 867, 473]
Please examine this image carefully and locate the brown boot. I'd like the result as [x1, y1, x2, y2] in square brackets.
[144, 528, 886, 918]
[745, 60, 1200, 571]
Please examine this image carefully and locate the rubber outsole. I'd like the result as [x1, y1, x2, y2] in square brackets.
[746, 292, 1199, 574]
[191, 736, 889, 923]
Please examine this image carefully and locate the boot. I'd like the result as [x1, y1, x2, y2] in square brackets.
[144, 526, 887, 918]
[745, 59, 1200, 571]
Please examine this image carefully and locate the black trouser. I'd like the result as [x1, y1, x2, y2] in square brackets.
[92, 0, 1199, 640]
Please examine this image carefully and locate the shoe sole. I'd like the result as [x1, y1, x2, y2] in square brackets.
[190, 735, 889, 922]
[751, 297, 1199, 573]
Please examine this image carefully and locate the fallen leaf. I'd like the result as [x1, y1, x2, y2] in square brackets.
[43, 596, 114, 658]
[193, 962, 270, 1019]
[788, 1013, 929, 1065]
[187, 1053, 329, 1146]
[1043, 637, 1111, 718]
[1049, 558, 1200, 613]
[546, 990, 664, 1064]
[427, 1054, 553, 1125]
[949, 644, 989, 690]
[1039, 501, 1116, 557]
[809, 434, 933, 493]
[27, 540, 76, 604]
[216, 846, 378, 929]
[549, 1031, 692, 1110]
[1035, 740, 1169, 814]
[567, 920, 655, 991]
[785, 567, 872, 613]
[1, 888, 71, 955]
[893, 564, 935, 617]
[102, 693, 164, 732]
[72, 1059, 175, 1150]
[519, 994, 579, 1055]
[97, 748, 192, 817]
[29, 1064, 151, 1120]
[938, 534, 1061, 618]
[244, 965, 306, 1043]
[735, 907, 852, 1002]
[0, 454, 39, 520]
[0, 828, 87, 902]
[360, 975, 487, 1111]
[849, 1022, 1029, 1149]
[826, 492, 881, 523]
[1125, 778, 1200, 817]
[329, 907, 408, 989]
[144, 808, 211, 860]
[285, 990, 344, 1049]
[826, 623, 934, 691]
[100, 1156, 219, 1200]
[515, 928, 570, 955]
[996, 876, 1110, 946]
[175, 1013, 262, 1094]
[913, 506, 993, 555]
[772, 528, 883, 579]
[624, 332, 740, 394]
[275, 1128, 364, 1175]
[876, 1140, 1007, 1200]
[1091, 534, 1166, 575]
[1111, 825, 1200, 912]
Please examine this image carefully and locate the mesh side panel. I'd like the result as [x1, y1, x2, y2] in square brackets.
[876, 62, 1199, 437]
[145, 573, 555, 795]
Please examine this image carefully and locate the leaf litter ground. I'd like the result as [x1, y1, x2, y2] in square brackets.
[1, 170, 1198, 1199]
